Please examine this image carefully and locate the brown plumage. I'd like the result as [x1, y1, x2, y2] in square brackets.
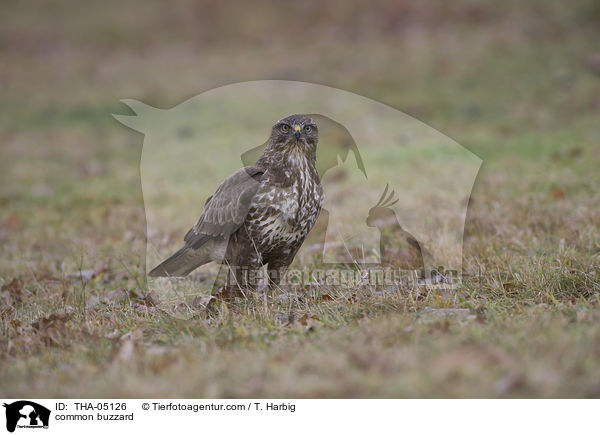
[149, 114, 324, 298]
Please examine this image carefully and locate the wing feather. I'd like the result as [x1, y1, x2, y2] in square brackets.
[184, 165, 264, 247]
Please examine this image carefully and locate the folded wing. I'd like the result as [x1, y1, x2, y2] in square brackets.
[149, 165, 265, 277]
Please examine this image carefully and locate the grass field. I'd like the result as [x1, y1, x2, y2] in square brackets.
[1, 0, 600, 397]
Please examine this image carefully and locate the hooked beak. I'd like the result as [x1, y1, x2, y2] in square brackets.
[293, 125, 301, 139]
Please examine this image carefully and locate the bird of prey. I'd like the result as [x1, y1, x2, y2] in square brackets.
[149, 114, 324, 299]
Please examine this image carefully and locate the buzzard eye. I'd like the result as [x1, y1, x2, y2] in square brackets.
[280, 124, 290, 133]
[303, 125, 312, 134]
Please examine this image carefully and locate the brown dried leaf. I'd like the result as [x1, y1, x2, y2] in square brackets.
[1, 214, 23, 231]
[550, 188, 566, 199]
[129, 289, 158, 307]
[429, 319, 451, 333]
[31, 312, 72, 330]
[0, 306, 15, 319]
[474, 305, 488, 323]
[567, 147, 583, 158]
[318, 293, 334, 302]
[1, 278, 25, 304]
[190, 295, 215, 309]
[31, 312, 72, 345]
[296, 314, 321, 332]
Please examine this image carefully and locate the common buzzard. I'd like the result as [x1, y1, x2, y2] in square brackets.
[149, 114, 324, 299]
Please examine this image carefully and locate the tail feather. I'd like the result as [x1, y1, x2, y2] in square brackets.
[148, 246, 210, 277]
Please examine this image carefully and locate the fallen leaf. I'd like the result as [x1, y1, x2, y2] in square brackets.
[567, 148, 583, 158]
[31, 312, 71, 330]
[429, 319, 451, 333]
[129, 289, 158, 307]
[31, 312, 72, 345]
[502, 282, 518, 295]
[296, 314, 321, 332]
[474, 305, 487, 323]
[1, 214, 23, 231]
[0, 306, 15, 319]
[0, 278, 25, 304]
[550, 188, 566, 199]
[190, 295, 215, 309]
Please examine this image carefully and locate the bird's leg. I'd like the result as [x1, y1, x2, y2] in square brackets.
[218, 259, 263, 300]
[267, 258, 294, 294]
[266, 265, 285, 294]
[212, 263, 245, 302]
[210, 264, 228, 295]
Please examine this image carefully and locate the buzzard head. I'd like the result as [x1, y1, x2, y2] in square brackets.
[269, 114, 318, 154]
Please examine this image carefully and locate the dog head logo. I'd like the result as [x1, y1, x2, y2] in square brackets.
[3, 401, 50, 432]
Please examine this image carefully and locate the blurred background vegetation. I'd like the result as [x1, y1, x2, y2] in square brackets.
[2, 0, 599, 201]
[1, 0, 599, 397]
[2, 0, 599, 277]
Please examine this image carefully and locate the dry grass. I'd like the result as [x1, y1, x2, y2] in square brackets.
[1, 0, 599, 397]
